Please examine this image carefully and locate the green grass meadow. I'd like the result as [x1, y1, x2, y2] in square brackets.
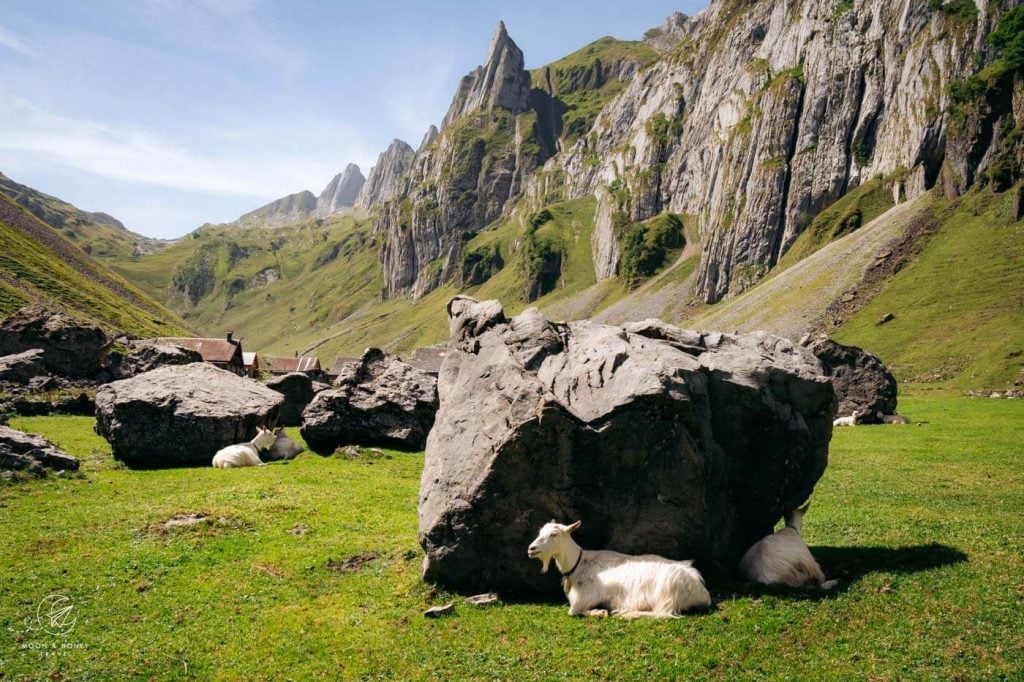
[1, 396, 1022, 680]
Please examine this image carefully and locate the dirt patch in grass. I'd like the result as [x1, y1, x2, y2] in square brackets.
[326, 552, 380, 573]
[148, 512, 248, 535]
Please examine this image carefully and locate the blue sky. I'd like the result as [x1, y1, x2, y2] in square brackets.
[0, 0, 704, 238]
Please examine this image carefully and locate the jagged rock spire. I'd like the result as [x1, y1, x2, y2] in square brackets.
[442, 21, 532, 128]
[355, 139, 415, 209]
[316, 163, 365, 215]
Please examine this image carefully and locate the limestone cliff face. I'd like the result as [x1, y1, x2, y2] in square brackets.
[359, 1, 1021, 303]
[548, 0, 1015, 302]
[355, 139, 415, 210]
[316, 163, 365, 215]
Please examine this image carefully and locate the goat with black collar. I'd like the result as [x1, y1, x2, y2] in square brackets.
[527, 519, 711, 618]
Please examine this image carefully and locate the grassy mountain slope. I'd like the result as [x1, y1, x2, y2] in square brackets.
[0, 195, 189, 336]
[0, 171, 164, 261]
[834, 190, 1024, 390]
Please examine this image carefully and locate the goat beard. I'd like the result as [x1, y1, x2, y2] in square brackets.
[539, 555, 551, 574]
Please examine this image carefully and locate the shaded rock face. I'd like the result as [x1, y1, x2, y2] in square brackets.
[266, 372, 315, 426]
[0, 425, 79, 475]
[0, 349, 46, 384]
[317, 163, 365, 215]
[117, 342, 203, 379]
[809, 338, 898, 422]
[94, 363, 283, 468]
[0, 305, 108, 379]
[301, 349, 438, 452]
[418, 298, 835, 596]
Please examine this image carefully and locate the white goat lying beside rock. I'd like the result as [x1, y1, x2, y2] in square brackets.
[738, 502, 837, 589]
[527, 520, 711, 618]
[211, 427, 277, 468]
[833, 410, 860, 427]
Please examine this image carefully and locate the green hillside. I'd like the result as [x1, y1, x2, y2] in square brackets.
[835, 189, 1024, 390]
[681, 187, 1024, 391]
[0, 194, 189, 337]
[0, 171, 164, 261]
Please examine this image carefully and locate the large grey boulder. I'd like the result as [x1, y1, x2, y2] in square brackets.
[0, 349, 47, 384]
[94, 363, 283, 468]
[0, 425, 79, 476]
[301, 348, 438, 453]
[0, 305, 108, 379]
[418, 298, 836, 595]
[117, 341, 203, 378]
[807, 338, 898, 422]
[266, 372, 315, 426]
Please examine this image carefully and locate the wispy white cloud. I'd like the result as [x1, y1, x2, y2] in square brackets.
[0, 98, 377, 200]
[0, 25, 41, 60]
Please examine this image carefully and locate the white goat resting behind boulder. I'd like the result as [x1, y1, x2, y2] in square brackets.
[738, 502, 837, 589]
[211, 427, 277, 468]
[527, 520, 711, 618]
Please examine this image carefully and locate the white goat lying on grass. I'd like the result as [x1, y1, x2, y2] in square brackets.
[833, 410, 860, 427]
[527, 520, 711, 618]
[738, 502, 838, 590]
[211, 427, 277, 468]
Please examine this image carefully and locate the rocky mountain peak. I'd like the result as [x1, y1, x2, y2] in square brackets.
[316, 163, 365, 215]
[418, 124, 439, 152]
[442, 21, 532, 127]
[236, 190, 317, 228]
[355, 139, 415, 209]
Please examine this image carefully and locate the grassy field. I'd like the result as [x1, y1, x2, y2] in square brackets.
[1, 396, 1022, 680]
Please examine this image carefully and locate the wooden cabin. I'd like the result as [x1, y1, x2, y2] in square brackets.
[154, 332, 244, 375]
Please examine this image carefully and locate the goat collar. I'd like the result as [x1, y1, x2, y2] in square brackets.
[560, 547, 584, 581]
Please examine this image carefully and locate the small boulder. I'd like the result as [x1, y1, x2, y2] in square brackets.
[0, 425, 79, 476]
[117, 341, 203, 378]
[94, 363, 284, 468]
[301, 349, 438, 453]
[266, 372, 315, 426]
[0, 349, 47, 384]
[809, 338, 898, 422]
[0, 305, 108, 379]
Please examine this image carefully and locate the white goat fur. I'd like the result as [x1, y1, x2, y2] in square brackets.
[211, 427, 277, 468]
[833, 409, 860, 427]
[738, 503, 836, 589]
[527, 520, 711, 618]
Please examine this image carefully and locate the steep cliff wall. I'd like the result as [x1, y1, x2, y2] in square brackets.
[549, 0, 1018, 302]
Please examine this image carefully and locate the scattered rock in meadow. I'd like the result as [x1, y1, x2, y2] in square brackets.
[424, 603, 455, 618]
[0, 425, 80, 476]
[94, 363, 283, 468]
[301, 348, 437, 452]
[807, 338, 898, 423]
[0, 349, 47, 384]
[266, 372, 316, 426]
[0, 305, 109, 379]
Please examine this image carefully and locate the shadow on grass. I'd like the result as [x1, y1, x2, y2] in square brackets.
[716, 543, 967, 603]
[815, 542, 967, 581]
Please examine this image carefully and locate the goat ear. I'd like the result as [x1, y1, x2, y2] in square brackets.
[566, 520, 582, 533]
